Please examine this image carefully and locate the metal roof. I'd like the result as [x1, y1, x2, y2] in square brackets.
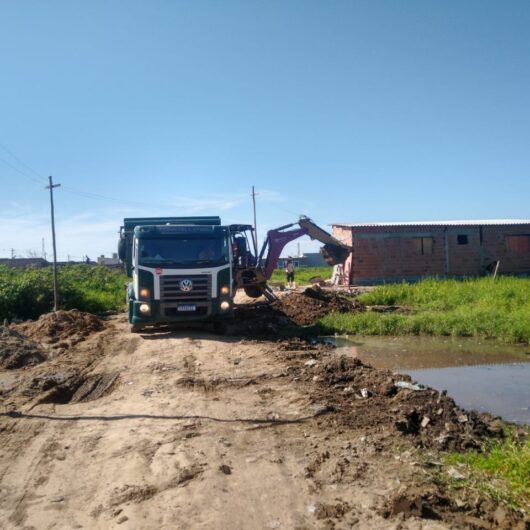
[332, 219, 530, 228]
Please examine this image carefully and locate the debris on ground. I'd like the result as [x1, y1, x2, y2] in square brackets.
[304, 355, 504, 451]
[308, 276, 326, 286]
[12, 309, 104, 352]
[0, 326, 47, 369]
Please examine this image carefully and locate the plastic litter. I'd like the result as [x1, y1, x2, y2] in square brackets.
[395, 381, 426, 391]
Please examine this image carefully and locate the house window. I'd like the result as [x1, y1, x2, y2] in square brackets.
[457, 234, 468, 245]
[412, 237, 433, 255]
[506, 235, 530, 254]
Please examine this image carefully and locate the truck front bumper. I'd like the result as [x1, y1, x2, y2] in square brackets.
[130, 299, 234, 326]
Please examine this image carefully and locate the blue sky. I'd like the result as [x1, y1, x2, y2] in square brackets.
[1, 1, 529, 260]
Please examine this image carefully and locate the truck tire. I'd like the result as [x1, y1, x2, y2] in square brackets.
[213, 321, 227, 335]
[130, 323, 144, 333]
[244, 286, 263, 298]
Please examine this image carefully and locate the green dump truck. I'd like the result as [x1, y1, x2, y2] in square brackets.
[118, 217, 236, 332]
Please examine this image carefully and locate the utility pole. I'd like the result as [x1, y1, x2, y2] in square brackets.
[10, 248, 15, 259]
[46, 176, 61, 311]
[42, 237, 46, 261]
[251, 185, 258, 253]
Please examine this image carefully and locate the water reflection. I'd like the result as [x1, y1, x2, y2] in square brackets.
[331, 335, 530, 370]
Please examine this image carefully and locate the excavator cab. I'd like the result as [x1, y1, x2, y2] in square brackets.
[229, 224, 267, 299]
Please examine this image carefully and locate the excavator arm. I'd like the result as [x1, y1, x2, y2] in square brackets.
[259, 216, 351, 279]
[231, 216, 351, 300]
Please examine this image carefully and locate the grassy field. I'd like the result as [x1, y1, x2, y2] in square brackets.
[442, 430, 530, 511]
[317, 277, 530, 344]
[0, 264, 127, 321]
[270, 266, 332, 285]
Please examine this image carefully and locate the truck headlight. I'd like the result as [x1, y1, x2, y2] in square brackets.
[220, 286, 230, 295]
[220, 301, 230, 311]
[140, 288, 150, 298]
[139, 303, 150, 314]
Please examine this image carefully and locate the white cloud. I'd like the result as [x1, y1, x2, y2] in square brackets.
[0, 188, 310, 261]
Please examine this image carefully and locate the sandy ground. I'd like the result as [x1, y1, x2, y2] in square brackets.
[0, 313, 526, 529]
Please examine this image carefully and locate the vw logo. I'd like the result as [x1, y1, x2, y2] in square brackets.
[179, 279, 193, 292]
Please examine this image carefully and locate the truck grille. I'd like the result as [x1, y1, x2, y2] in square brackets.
[160, 274, 211, 302]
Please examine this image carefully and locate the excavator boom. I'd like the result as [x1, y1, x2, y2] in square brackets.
[232, 216, 351, 299]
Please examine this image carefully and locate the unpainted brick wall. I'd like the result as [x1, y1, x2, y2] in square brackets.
[332, 224, 530, 284]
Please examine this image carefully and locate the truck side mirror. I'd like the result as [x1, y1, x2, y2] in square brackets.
[118, 238, 126, 262]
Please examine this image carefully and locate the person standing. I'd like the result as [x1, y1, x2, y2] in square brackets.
[285, 258, 295, 288]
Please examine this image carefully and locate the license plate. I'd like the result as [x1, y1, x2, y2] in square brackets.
[177, 304, 196, 312]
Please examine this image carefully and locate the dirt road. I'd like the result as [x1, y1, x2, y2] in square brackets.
[0, 312, 525, 529]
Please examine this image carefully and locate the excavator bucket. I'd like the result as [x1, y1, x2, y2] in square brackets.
[298, 217, 351, 265]
[320, 243, 350, 265]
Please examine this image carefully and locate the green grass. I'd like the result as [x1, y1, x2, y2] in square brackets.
[270, 266, 332, 285]
[0, 264, 127, 320]
[442, 430, 530, 511]
[316, 276, 530, 344]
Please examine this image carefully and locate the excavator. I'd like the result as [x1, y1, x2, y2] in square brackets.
[230, 215, 350, 300]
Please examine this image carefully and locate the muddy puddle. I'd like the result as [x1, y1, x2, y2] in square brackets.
[330, 335, 530, 425]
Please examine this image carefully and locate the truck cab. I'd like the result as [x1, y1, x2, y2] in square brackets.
[119, 217, 234, 332]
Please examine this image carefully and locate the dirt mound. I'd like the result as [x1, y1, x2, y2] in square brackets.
[232, 303, 291, 335]
[231, 287, 361, 335]
[272, 287, 362, 326]
[12, 309, 104, 352]
[307, 355, 503, 451]
[0, 327, 47, 369]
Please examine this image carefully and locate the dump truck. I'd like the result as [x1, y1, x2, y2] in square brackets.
[118, 215, 350, 332]
[118, 217, 236, 332]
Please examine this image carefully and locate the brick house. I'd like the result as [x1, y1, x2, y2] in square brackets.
[332, 220, 530, 285]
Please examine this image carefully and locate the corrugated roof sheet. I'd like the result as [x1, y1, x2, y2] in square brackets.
[332, 219, 530, 228]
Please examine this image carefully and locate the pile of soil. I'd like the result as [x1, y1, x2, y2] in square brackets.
[232, 287, 362, 335]
[272, 287, 362, 326]
[305, 355, 503, 451]
[232, 303, 290, 335]
[12, 309, 104, 352]
[0, 327, 47, 369]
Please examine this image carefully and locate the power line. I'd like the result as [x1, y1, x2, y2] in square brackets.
[60, 184, 152, 208]
[0, 142, 271, 215]
[0, 143, 47, 182]
[0, 155, 45, 185]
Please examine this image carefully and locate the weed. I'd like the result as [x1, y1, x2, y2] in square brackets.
[442, 429, 530, 511]
[317, 277, 530, 344]
[0, 264, 127, 320]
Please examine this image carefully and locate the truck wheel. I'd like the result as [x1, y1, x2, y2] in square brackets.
[130, 323, 144, 333]
[213, 322, 227, 335]
[244, 286, 263, 298]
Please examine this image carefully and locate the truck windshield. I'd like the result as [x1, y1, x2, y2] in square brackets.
[138, 237, 229, 268]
